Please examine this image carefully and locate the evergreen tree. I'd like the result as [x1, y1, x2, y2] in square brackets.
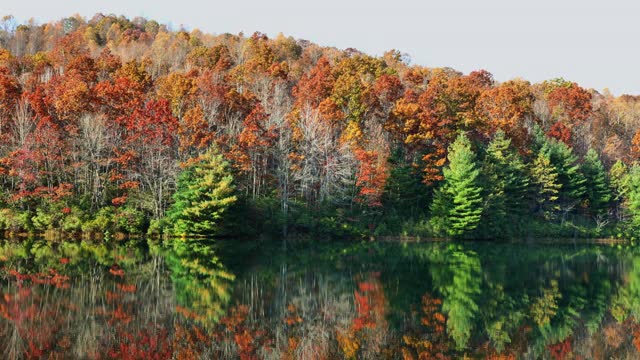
[166, 148, 237, 235]
[430, 133, 483, 238]
[480, 131, 529, 237]
[581, 148, 611, 216]
[430, 186, 451, 236]
[547, 139, 587, 208]
[438, 247, 482, 350]
[382, 154, 428, 218]
[530, 144, 562, 219]
[531, 124, 549, 154]
[625, 165, 640, 230]
[609, 160, 629, 221]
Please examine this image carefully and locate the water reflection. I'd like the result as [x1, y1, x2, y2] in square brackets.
[1, 239, 640, 358]
[164, 239, 235, 324]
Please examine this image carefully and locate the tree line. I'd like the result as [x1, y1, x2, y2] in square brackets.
[0, 14, 638, 238]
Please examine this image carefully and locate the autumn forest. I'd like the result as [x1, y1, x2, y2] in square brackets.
[0, 14, 639, 240]
[4, 10, 640, 360]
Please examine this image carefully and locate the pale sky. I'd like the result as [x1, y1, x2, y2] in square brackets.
[4, 0, 640, 95]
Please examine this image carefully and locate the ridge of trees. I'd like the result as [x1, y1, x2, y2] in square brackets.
[0, 14, 639, 239]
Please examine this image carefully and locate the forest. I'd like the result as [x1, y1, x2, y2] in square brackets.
[0, 13, 639, 240]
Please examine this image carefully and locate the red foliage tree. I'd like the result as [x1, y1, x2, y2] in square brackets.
[230, 104, 277, 197]
[631, 130, 640, 160]
[354, 148, 388, 207]
[0, 67, 21, 122]
[292, 57, 334, 109]
[547, 121, 572, 145]
[405, 70, 492, 184]
[477, 79, 534, 150]
[547, 83, 592, 124]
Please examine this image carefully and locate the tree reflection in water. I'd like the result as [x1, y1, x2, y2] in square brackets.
[2, 239, 640, 358]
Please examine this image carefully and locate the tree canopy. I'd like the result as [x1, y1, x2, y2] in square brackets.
[0, 14, 637, 238]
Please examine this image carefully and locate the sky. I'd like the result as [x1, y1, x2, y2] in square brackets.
[4, 0, 640, 95]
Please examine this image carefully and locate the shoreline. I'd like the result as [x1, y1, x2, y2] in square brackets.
[0, 230, 630, 247]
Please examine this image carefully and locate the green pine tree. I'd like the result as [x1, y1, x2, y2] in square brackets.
[530, 144, 562, 219]
[581, 148, 612, 216]
[625, 165, 640, 230]
[609, 160, 629, 222]
[430, 133, 483, 238]
[547, 139, 587, 207]
[609, 160, 629, 202]
[481, 131, 529, 237]
[382, 154, 428, 218]
[166, 148, 237, 235]
[430, 186, 451, 236]
[439, 248, 482, 350]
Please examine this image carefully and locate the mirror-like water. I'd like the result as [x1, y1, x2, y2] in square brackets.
[1, 238, 639, 359]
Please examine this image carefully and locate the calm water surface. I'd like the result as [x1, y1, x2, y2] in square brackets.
[0, 238, 639, 359]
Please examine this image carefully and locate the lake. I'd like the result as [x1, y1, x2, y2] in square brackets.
[0, 238, 639, 359]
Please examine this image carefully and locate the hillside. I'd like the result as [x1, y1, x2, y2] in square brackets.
[0, 13, 638, 238]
